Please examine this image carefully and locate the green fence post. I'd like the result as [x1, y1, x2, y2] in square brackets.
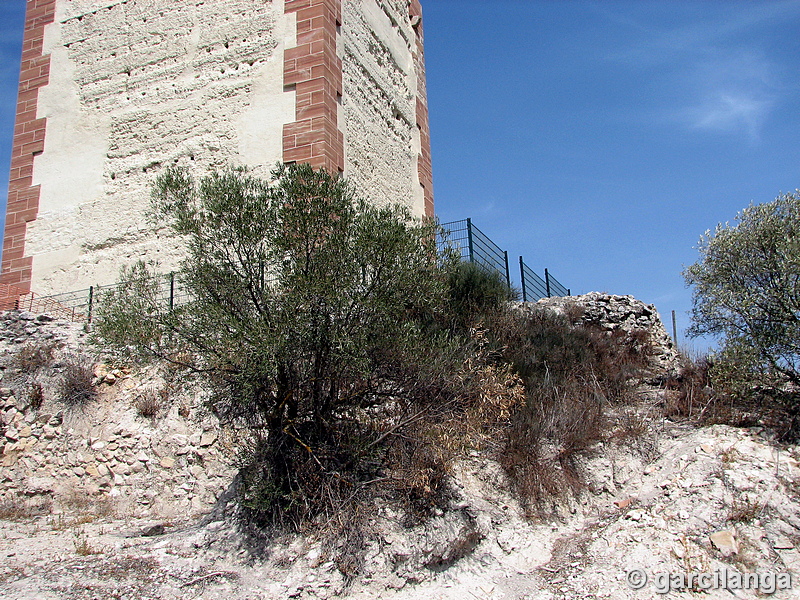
[504, 251, 510, 288]
[169, 272, 175, 310]
[545, 268, 551, 298]
[88, 286, 94, 323]
[519, 256, 527, 302]
[466, 218, 474, 263]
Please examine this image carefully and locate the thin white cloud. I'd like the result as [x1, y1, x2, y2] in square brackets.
[597, 0, 800, 65]
[679, 49, 778, 140]
[594, 1, 800, 141]
[685, 94, 773, 140]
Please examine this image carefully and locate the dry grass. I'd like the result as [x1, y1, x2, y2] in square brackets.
[57, 354, 96, 407]
[50, 513, 99, 531]
[611, 408, 659, 459]
[58, 487, 115, 520]
[720, 446, 742, 465]
[9, 340, 59, 373]
[485, 307, 654, 518]
[134, 390, 161, 418]
[24, 380, 45, 410]
[727, 495, 762, 524]
[73, 527, 104, 555]
[499, 387, 603, 518]
[7, 340, 60, 412]
[663, 356, 713, 419]
[0, 496, 52, 521]
[663, 354, 800, 441]
[100, 556, 161, 581]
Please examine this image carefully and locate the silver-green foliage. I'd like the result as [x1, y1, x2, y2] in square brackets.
[684, 191, 800, 385]
[94, 163, 462, 526]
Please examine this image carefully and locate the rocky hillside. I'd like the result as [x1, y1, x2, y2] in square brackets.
[0, 300, 798, 600]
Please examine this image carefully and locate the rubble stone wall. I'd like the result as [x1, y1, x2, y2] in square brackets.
[0, 310, 236, 520]
[528, 292, 680, 374]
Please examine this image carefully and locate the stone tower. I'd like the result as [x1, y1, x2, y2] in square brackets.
[2, 0, 433, 296]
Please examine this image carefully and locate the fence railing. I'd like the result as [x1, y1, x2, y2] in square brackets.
[439, 218, 511, 287]
[1, 218, 572, 323]
[440, 218, 571, 302]
[19, 273, 192, 324]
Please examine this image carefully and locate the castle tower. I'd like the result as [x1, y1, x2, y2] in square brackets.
[2, 0, 433, 296]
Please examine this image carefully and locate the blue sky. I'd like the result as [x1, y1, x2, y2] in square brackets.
[1, 1, 800, 350]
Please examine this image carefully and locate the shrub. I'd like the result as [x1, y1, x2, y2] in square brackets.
[58, 355, 96, 407]
[9, 340, 59, 373]
[487, 307, 652, 517]
[95, 163, 475, 533]
[93, 162, 666, 539]
[25, 381, 45, 410]
[134, 391, 161, 419]
[662, 352, 800, 441]
[663, 355, 713, 419]
[446, 261, 515, 330]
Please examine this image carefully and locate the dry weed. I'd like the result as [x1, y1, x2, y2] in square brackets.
[134, 390, 161, 418]
[0, 496, 51, 521]
[727, 495, 762, 524]
[485, 307, 655, 518]
[58, 487, 115, 519]
[9, 340, 59, 373]
[24, 380, 45, 410]
[58, 354, 96, 407]
[663, 356, 713, 419]
[73, 527, 103, 555]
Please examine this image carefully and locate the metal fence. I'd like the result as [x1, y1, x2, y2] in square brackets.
[519, 257, 548, 301]
[30, 272, 190, 323]
[441, 218, 571, 302]
[544, 268, 569, 298]
[5, 217, 572, 323]
[439, 218, 511, 287]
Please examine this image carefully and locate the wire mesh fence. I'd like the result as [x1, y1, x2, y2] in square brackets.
[29, 273, 191, 323]
[441, 218, 570, 302]
[545, 269, 569, 298]
[519, 257, 548, 302]
[2, 217, 573, 323]
[439, 219, 510, 286]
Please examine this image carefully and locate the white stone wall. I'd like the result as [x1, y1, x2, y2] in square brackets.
[341, 0, 424, 217]
[20, 0, 429, 295]
[29, 0, 296, 294]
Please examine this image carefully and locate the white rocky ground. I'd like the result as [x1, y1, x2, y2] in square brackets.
[0, 304, 798, 600]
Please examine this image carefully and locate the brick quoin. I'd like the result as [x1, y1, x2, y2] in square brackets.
[283, 0, 345, 174]
[1, 0, 56, 297]
[409, 0, 433, 218]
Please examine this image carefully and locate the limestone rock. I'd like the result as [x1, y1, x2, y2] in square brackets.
[771, 536, 795, 550]
[24, 476, 55, 496]
[709, 529, 739, 556]
[199, 431, 218, 447]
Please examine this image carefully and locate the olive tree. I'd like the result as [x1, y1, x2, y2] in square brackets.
[684, 191, 800, 385]
[95, 163, 467, 527]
